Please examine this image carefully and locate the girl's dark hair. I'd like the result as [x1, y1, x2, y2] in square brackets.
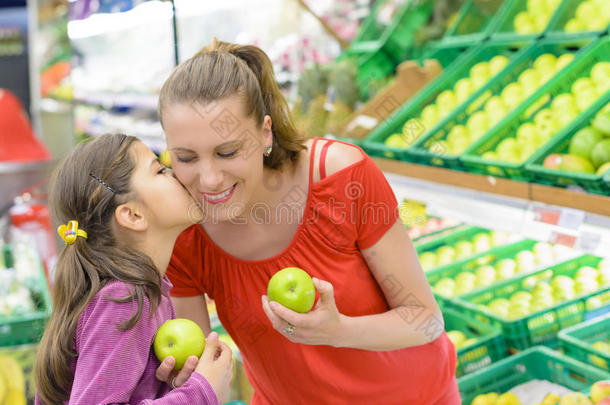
[159, 38, 306, 169]
[35, 134, 162, 404]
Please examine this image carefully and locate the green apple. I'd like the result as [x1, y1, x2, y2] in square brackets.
[551, 93, 577, 114]
[586, 296, 604, 310]
[470, 62, 491, 88]
[591, 62, 610, 92]
[490, 230, 511, 247]
[454, 78, 474, 104]
[572, 77, 596, 95]
[517, 123, 539, 146]
[514, 11, 536, 34]
[591, 139, 610, 168]
[576, 266, 599, 280]
[385, 133, 408, 149]
[495, 259, 517, 280]
[501, 83, 525, 109]
[466, 111, 490, 140]
[511, 291, 532, 304]
[575, 88, 600, 112]
[576, 1, 597, 21]
[507, 305, 531, 320]
[533, 242, 555, 264]
[267, 267, 316, 313]
[447, 125, 470, 146]
[599, 267, 610, 286]
[419, 252, 438, 271]
[590, 380, 610, 403]
[434, 277, 455, 292]
[532, 281, 553, 294]
[534, 53, 557, 72]
[597, 162, 610, 176]
[437, 245, 456, 259]
[420, 104, 440, 128]
[472, 233, 492, 252]
[555, 53, 575, 72]
[589, 344, 610, 369]
[569, 127, 603, 159]
[488, 298, 510, 314]
[446, 330, 467, 348]
[565, 18, 586, 32]
[552, 275, 575, 289]
[544, 0, 561, 10]
[153, 318, 206, 370]
[516, 250, 537, 272]
[574, 277, 599, 295]
[436, 90, 457, 110]
[475, 265, 496, 281]
[496, 138, 522, 162]
[482, 151, 499, 161]
[489, 55, 510, 76]
[454, 241, 474, 259]
[518, 68, 542, 91]
[533, 12, 550, 32]
[455, 271, 476, 286]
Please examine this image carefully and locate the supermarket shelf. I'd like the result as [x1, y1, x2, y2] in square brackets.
[373, 158, 610, 217]
[376, 158, 610, 258]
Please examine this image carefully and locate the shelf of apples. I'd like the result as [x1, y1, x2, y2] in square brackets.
[417, 227, 520, 273]
[556, 0, 610, 35]
[381, 54, 513, 152]
[454, 255, 610, 351]
[456, 36, 610, 180]
[422, 51, 576, 163]
[461, 61, 610, 176]
[503, 0, 562, 37]
[444, 307, 507, 377]
[559, 313, 610, 373]
[431, 241, 577, 303]
[526, 100, 610, 193]
[459, 346, 610, 405]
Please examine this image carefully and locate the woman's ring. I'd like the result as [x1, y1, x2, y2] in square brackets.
[170, 376, 177, 389]
[284, 323, 296, 335]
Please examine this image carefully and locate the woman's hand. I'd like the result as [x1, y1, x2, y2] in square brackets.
[261, 278, 345, 347]
[194, 331, 234, 404]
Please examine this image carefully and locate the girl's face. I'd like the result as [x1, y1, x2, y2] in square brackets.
[161, 96, 272, 224]
[130, 141, 202, 230]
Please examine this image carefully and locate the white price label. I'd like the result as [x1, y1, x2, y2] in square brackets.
[557, 208, 585, 230]
[575, 231, 602, 254]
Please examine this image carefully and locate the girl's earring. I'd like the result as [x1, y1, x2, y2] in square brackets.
[263, 145, 272, 157]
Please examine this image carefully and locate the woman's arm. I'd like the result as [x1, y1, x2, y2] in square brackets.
[337, 218, 444, 350]
[263, 218, 444, 351]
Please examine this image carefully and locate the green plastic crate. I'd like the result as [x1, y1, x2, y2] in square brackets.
[458, 36, 609, 180]
[559, 313, 610, 372]
[428, 239, 556, 307]
[380, 0, 434, 61]
[351, 0, 392, 44]
[439, 0, 507, 47]
[344, 41, 396, 101]
[457, 346, 610, 405]
[444, 307, 507, 377]
[545, 0, 610, 43]
[454, 255, 610, 351]
[489, 0, 563, 42]
[526, 95, 610, 194]
[362, 41, 524, 163]
[407, 36, 595, 172]
[0, 246, 52, 347]
[415, 225, 489, 255]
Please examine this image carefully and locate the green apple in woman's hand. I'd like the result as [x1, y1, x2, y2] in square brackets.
[154, 318, 206, 370]
[267, 267, 316, 313]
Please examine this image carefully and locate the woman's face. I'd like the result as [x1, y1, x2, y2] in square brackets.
[161, 95, 272, 224]
[129, 141, 202, 230]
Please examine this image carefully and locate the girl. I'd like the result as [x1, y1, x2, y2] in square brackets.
[34, 134, 233, 405]
[155, 39, 459, 404]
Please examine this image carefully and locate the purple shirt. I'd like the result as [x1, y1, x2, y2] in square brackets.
[36, 276, 219, 405]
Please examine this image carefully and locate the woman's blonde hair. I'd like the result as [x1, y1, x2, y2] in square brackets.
[159, 38, 306, 169]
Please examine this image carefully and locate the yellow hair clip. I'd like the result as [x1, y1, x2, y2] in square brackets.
[57, 220, 88, 245]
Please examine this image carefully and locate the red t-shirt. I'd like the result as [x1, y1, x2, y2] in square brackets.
[168, 138, 457, 405]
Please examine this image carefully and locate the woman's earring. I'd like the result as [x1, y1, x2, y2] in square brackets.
[263, 145, 272, 157]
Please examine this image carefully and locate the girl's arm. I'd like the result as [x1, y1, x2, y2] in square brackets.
[68, 283, 219, 405]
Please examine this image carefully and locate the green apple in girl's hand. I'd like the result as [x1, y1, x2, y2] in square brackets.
[154, 318, 205, 370]
[268, 267, 316, 313]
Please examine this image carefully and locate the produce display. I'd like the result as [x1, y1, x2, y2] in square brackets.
[513, 0, 562, 35]
[543, 103, 610, 175]
[563, 0, 610, 32]
[383, 55, 511, 151]
[432, 242, 573, 298]
[0, 344, 37, 405]
[423, 52, 576, 157]
[470, 384, 610, 405]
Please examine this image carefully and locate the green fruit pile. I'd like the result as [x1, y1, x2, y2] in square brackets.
[482, 259, 610, 320]
[383, 55, 511, 150]
[446, 330, 478, 350]
[588, 339, 610, 369]
[513, 0, 562, 35]
[543, 103, 610, 175]
[484, 61, 610, 164]
[431, 53, 574, 157]
[418, 230, 510, 272]
[564, 0, 610, 32]
[433, 242, 567, 298]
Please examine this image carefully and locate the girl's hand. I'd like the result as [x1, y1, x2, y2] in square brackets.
[155, 355, 198, 389]
[261, 278, 344, 346]
[194, 331, 234, 404]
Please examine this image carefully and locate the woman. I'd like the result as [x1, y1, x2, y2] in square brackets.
[156, 39, 458, 404]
